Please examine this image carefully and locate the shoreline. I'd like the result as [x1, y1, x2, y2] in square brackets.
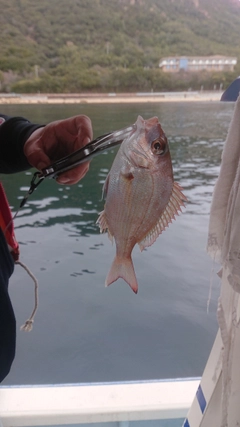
[0, 91, 223, 104]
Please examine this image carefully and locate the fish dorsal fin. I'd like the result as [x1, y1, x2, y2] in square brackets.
[138, 182, 187, 251]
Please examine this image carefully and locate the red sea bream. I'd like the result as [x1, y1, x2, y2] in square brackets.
[97, 116, 186, 293]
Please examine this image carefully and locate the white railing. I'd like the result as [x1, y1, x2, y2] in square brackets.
[0, 378, 199, 426]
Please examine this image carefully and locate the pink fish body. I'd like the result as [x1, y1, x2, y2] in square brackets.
[97, 116, 186, 293]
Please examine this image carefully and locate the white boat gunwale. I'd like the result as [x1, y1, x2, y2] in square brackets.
[0, 377, 200, 426]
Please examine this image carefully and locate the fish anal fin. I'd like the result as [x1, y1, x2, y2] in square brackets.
[96, 210, 113, 242]
[138, 181, 187, 251]
[96, 210, 108, 232]
[105, 255, 138, 294]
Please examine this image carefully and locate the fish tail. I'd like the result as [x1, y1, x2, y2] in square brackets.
[105, 256, 138, 294]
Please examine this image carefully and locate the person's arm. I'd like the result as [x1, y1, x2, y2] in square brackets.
[0, 114, 93, 184]
[0, 114, 44, 174]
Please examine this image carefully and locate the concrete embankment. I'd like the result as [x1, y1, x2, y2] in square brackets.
[0, 91, 223, 104]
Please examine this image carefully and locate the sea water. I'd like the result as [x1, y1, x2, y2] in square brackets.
[0, 101, 234, 385]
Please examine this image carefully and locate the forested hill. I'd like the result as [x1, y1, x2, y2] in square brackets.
[0, 0, 240, 93]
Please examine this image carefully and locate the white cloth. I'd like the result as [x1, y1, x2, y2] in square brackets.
[207, 95, 240, 426]
[208, 95, 240, 292]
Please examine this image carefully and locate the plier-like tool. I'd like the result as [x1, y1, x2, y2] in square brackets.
[20, 123, 135, 208]
[41, 124, 135, 179]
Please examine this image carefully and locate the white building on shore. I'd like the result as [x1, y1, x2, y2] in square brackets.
[159, 55, 237, 73]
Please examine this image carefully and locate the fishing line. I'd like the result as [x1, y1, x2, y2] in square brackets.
[16, 260, 39, 332]
[3, 172, 43, 331]
[4, 171, 44, 236]
[4, 210, 20, 236]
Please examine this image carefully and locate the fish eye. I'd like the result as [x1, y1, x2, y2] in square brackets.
[151, 137, 167, 155]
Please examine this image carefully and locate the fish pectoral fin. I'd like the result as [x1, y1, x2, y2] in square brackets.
[138, 181, 187, 251]
[96, 210, 113, 242]
[122, 171, 134, 181]
[105, 255, 138, 294]
[120, 164, 135, 181]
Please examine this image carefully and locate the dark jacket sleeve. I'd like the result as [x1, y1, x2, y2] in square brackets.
[0, 228, 16, 383]
[0, 114, 43, 174]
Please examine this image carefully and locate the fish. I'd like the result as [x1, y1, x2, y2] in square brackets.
[97, 115, 187, 294]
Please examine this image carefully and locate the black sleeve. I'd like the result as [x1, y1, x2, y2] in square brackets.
[0, 114, 44, 174]
[0, 228, 16, 383]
